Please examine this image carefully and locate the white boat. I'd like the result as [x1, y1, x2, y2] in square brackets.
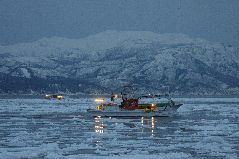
[87, 93, 183, 117]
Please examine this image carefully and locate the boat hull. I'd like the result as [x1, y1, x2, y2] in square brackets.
[87, 104, 182, 117]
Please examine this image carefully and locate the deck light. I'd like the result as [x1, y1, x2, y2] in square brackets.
[95, 98, 104, 103]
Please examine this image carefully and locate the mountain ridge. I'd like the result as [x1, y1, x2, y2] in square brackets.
[1, 31, 239, 95]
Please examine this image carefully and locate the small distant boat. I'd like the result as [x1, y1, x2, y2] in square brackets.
[45, 94, 64, 100]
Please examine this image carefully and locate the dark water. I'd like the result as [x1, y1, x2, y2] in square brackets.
[0, 98, 238, 158]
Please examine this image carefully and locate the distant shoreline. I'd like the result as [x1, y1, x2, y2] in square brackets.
[0, 94, 238, 99]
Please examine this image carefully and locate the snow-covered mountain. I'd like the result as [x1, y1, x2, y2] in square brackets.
[1, 30, 239, 95]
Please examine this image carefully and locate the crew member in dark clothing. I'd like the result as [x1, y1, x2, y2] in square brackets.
[111, 93, 115, 102]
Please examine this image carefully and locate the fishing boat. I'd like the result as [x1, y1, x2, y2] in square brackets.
[87, 91, 182, 117]
[45, 94, 64, 100]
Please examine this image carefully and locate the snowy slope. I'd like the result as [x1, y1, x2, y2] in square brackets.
[0, 31, 239, 94]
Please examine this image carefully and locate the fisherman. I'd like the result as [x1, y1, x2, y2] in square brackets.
[111, 93, 116, 102]
[121, 92, 127, 100]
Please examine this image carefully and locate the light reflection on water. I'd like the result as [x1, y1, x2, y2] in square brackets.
[94, 116, 156, 137]
[151, 117, 155, 136]
[95, 116, 104, 134]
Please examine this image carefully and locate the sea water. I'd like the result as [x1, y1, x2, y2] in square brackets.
[0, 97, 238, 159]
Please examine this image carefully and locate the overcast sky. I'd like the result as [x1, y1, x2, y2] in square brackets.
[0, 0, 239, 46]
